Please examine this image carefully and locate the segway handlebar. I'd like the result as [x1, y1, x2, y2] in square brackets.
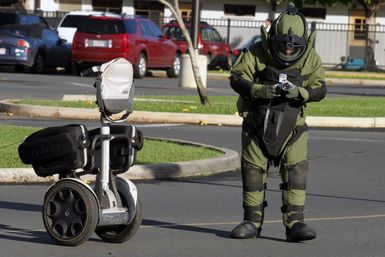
[80, 66, 101, 77]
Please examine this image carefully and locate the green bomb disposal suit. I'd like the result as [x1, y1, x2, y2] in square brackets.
[229, 5, 327, 242]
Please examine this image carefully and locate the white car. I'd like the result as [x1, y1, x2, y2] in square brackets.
[57, 10, 120, 44]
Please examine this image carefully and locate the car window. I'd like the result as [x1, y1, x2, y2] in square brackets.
[243, 35, 261, 47]
[201, 28, 210, 41]
[124, 19, 136, 34]
[0, 28, 28, 37]
[77, 19, 125, 34]
[148, 21, 163, 37]
[42, 29, 59, 41]
[60, 15, 89, 28]
[208, 28, 222, 43]
[164, 26, 185, 41]
[0, 13, 17, 26]
[0, 25, 42, 38]
[140, 21, 153, 37]
[20, 14, 40, 25]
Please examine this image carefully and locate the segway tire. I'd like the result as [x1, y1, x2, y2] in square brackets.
[96, 195, 142, 243]
[42, 180, 99, 246]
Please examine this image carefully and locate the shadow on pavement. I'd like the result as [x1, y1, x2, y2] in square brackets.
[142, 218, 230, 238]
[0, 224, 53, 245]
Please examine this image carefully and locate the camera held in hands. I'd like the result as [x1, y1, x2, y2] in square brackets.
[275, 73, 295, 94]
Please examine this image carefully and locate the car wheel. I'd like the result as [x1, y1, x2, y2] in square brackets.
[223, 55, 232, 70]
[72, 62, 82, 76]
[134, 53, 147, 79]
[206, 53, 214, 69]
[65, 55, 73, 74]
[166, 53, 181, 78]
[31, 52, 44, 73]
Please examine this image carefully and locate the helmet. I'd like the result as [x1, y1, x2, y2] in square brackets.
[269, 4, 308, 66]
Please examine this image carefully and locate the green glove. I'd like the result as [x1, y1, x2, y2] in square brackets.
[286, 85, 299, 99]
[251, 84, 280, 99]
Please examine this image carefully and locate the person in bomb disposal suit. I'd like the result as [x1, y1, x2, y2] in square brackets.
[229, 4, 327, 242]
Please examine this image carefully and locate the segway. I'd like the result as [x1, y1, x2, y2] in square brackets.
[18, 58, 143, 246]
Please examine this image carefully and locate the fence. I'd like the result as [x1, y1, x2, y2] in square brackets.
[34, 10, 385, 69]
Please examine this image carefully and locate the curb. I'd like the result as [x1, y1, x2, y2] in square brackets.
[0, 140, 239, 183]
[326, 78, 385, 87]
[1, 100, 385, 128]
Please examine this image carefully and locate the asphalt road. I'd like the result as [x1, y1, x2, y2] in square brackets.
[1, 116, 385, 256]
[1, 71, 385, 256]
[1, 70, 385, 99]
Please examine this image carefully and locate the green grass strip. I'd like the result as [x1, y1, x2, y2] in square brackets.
[0, 125, 222, 168]
[16, 95, 385, 117]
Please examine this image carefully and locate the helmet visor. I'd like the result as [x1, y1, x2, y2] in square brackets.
[270, 34, 307, 64]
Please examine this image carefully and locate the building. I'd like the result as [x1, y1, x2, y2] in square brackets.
[5, 0, 385, 68]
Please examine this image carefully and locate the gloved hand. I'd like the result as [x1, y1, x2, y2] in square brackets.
[251, 84, 280, 99]
[276, 79, 299, 99]
[285, 85, 299, 99]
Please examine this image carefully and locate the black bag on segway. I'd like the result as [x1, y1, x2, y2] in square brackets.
[95, 58, 135, 120]
[85, 125, 143, 174]
[18, 124, 88, 177]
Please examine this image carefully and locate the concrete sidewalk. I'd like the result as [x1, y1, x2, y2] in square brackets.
[1, 99, 385, 128]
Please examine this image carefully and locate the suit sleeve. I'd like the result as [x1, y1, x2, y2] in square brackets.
[229, 48, 266, 100]
[298, 52, 327, 103]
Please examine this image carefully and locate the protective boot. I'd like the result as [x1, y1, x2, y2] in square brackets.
[286, 222, 316, 242]
[280, 160, 315, 242]
[232, 163, 267, 239]
[231, 220, 261, 239]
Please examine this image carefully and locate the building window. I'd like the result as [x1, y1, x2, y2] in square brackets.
[224, 4, 255, 17]
[92, 0, 122, 13]
[299, 7, 326, 19]
[354, 18, 367, 40]
[0, 0, 17, 7]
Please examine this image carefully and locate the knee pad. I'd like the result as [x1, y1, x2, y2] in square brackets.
[280, 160, 308, 190]
[241, 162, 266, 192]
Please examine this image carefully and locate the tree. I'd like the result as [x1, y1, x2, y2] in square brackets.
[158, 0, 211, 105]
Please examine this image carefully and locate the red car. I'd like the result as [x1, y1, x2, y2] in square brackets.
[72, 16, 181, 78]
[162, 20, 233, 70]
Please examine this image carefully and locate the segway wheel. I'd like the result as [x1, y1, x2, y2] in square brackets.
[42, 180, 99, 246]
[95, 195, 142, 243]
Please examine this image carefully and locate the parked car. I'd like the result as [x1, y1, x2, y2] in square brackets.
[56, 10, 120, 44]
[232, 34, 261, 63]
[162, 20, 233, 70]
[0, 24, 72, 73]
[72, 16, 181, 78]
[0, 11, 50, 28]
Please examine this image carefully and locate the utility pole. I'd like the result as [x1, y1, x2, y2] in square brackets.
[190, 0, 201, 51]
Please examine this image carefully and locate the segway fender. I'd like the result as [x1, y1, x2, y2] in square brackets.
[116, 176, 138, 223]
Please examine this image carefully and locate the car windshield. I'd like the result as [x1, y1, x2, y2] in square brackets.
[77, 18, 126, 34]
[61, 15, 90, 28]
[0, 27, 29, 37]
[242, 35, 261, 48]
[164, 26, 190, 41]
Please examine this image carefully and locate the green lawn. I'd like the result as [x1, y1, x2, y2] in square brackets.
[0, 125, 222, 168]
[16, 95, 385, 117]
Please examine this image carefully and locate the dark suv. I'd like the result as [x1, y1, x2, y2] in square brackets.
[162, 21, 233, 70]
[72, 16, 181, 78]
